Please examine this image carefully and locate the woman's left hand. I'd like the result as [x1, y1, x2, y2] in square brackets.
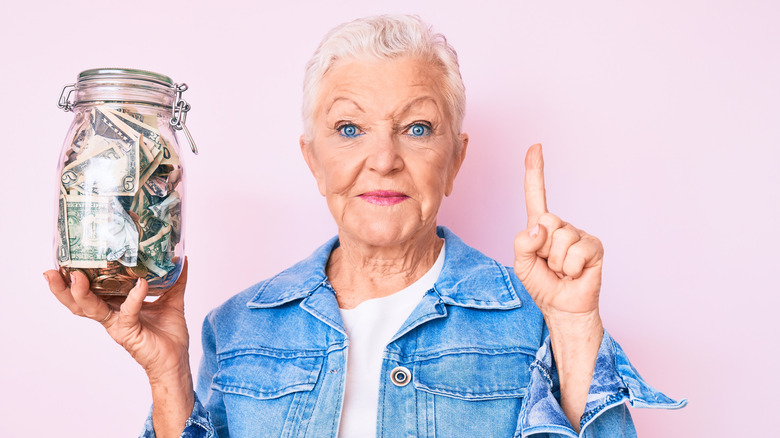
[513, 143, 603, 320]
[514, 143, 604, 431]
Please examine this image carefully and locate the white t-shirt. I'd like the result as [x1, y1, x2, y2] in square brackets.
[337, 243, 445, 438]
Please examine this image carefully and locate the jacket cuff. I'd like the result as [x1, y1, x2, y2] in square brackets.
[139, 392, 215, 438]
[519, 330, 687, 437]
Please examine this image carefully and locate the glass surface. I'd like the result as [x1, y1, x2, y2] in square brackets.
[54, 100, 185, 296]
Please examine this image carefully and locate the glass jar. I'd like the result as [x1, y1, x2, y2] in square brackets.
[54, 68, 197, 296]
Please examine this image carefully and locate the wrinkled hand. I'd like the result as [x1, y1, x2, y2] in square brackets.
[43, 260, 191, 382]
[514, 145, 603, 318]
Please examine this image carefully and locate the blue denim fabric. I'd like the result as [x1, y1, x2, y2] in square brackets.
[140, 226, 685, 438]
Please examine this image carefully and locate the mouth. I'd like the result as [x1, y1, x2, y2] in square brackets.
[358, 190, 409, 206]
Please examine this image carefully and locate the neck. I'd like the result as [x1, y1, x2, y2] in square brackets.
[327, 226, 443, 309]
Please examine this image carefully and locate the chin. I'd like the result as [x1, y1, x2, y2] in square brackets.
[343, 217, 428, 248]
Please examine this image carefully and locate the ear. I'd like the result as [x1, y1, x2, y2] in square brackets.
[300, 134, 327, 196]
[444, 132, 469, 196]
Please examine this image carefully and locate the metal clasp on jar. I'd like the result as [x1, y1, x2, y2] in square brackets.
[57, 84, 76, 112]
[170, 83, 198, 155]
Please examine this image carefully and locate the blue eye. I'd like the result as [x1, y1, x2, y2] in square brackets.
[407, 123, 431, 137]
[338, 124, 363, 138]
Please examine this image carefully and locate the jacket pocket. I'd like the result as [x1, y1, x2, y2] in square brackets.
[413, 350, 531, 400]
[212, 349, 324, 400]
[411, 351, 533, 437]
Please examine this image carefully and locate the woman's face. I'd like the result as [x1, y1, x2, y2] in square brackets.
[301, 56, 468, 248]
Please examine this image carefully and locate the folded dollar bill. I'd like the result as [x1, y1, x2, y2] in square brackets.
[57, 105, 183, 292]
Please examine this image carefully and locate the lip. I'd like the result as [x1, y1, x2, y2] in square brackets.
[359, 190, 409, 206]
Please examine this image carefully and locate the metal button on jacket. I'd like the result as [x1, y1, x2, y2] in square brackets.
[390, 366, 411, 386]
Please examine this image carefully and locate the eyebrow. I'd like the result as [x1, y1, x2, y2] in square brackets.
[325, 97, 365, 116]
[325, 95, 440, 118]
[397, 96, 440, 116]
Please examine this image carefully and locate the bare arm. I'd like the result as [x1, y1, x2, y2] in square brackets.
[545, 310, 603, 431]
[514, 144, 606, 431]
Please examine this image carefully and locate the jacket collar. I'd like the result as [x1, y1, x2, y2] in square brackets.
[246, 226, 523, 310]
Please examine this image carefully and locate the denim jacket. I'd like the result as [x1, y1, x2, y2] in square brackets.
[141, 226, 685, 438]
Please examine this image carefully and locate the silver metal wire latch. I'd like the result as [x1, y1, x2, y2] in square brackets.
[170, 83, 198, 155]
[57, 84, 76, 112]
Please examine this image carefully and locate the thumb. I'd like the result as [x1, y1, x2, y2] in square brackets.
[513, 223, 548, 281]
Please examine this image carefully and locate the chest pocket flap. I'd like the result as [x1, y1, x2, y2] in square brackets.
[213, 349, 324, 400]
[413, 351, 532, 400]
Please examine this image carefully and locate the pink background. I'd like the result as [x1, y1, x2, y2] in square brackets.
[1, 0, 777, 436]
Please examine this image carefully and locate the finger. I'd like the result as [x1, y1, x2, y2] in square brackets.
[69, 271, 113, 323]
[119, 279, 148, 325]
[45, 270, 84, 316]
[562, 235, 604, 279]
[524, 143, 548, 226]
[535, 213, 564, 259]
[513, 223, 548, 282]
[547, 225, 581, 273]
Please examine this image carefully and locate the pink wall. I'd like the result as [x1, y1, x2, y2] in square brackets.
[1, 1, 777, 435]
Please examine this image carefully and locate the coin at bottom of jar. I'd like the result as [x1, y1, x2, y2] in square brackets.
[126, 263, 148, 279]
[59, 264, 167, 296]
[92, 273, 136, 295]
[59, 266, 71, 284]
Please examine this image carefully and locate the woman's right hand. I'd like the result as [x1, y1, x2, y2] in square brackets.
[44, 260, 194, 437]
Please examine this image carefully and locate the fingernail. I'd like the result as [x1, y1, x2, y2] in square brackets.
[529, 224, 539, 238]
[42, 273, 49, 283]
[70, 273, 76, 285]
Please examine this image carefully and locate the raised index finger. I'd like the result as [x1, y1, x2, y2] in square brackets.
[524, 143, 548, 226]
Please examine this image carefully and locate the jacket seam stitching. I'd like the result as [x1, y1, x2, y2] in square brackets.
[217, 348, 328, 360]
[530, 358, 553, 388]
[579, 387, 629, 429]
[414, 385, 527, 399]
[397, 346, 538, 362]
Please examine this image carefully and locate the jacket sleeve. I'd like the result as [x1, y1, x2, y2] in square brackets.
[138, 393, 215, 438]
[517, 330, 687, 438]
[138, 314, 223, 438]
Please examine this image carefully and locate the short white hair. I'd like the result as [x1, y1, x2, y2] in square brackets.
[302, 14, 466, 140]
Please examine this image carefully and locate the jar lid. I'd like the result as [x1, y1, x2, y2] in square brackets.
[58, 68, 198, 155]
[77, 68, 174, 87]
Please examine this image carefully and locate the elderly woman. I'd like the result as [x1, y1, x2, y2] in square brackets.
[44, 14, 684, 438]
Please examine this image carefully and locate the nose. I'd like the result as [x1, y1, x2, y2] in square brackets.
[365, 133, 404, 175]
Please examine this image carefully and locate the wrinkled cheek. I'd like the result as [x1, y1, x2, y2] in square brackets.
[420, 190, 446, 222]
[322, 173, 353, 197]
[325, 194, 354, 229]
[322, 163, 360, 196]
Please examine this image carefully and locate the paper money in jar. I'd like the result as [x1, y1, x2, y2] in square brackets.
[55, 68, 197, 296]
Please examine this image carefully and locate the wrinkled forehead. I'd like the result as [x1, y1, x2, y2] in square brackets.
[314, 56, 450, 120]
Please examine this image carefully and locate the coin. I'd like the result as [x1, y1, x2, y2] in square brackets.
[127, 263, 148, 278]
